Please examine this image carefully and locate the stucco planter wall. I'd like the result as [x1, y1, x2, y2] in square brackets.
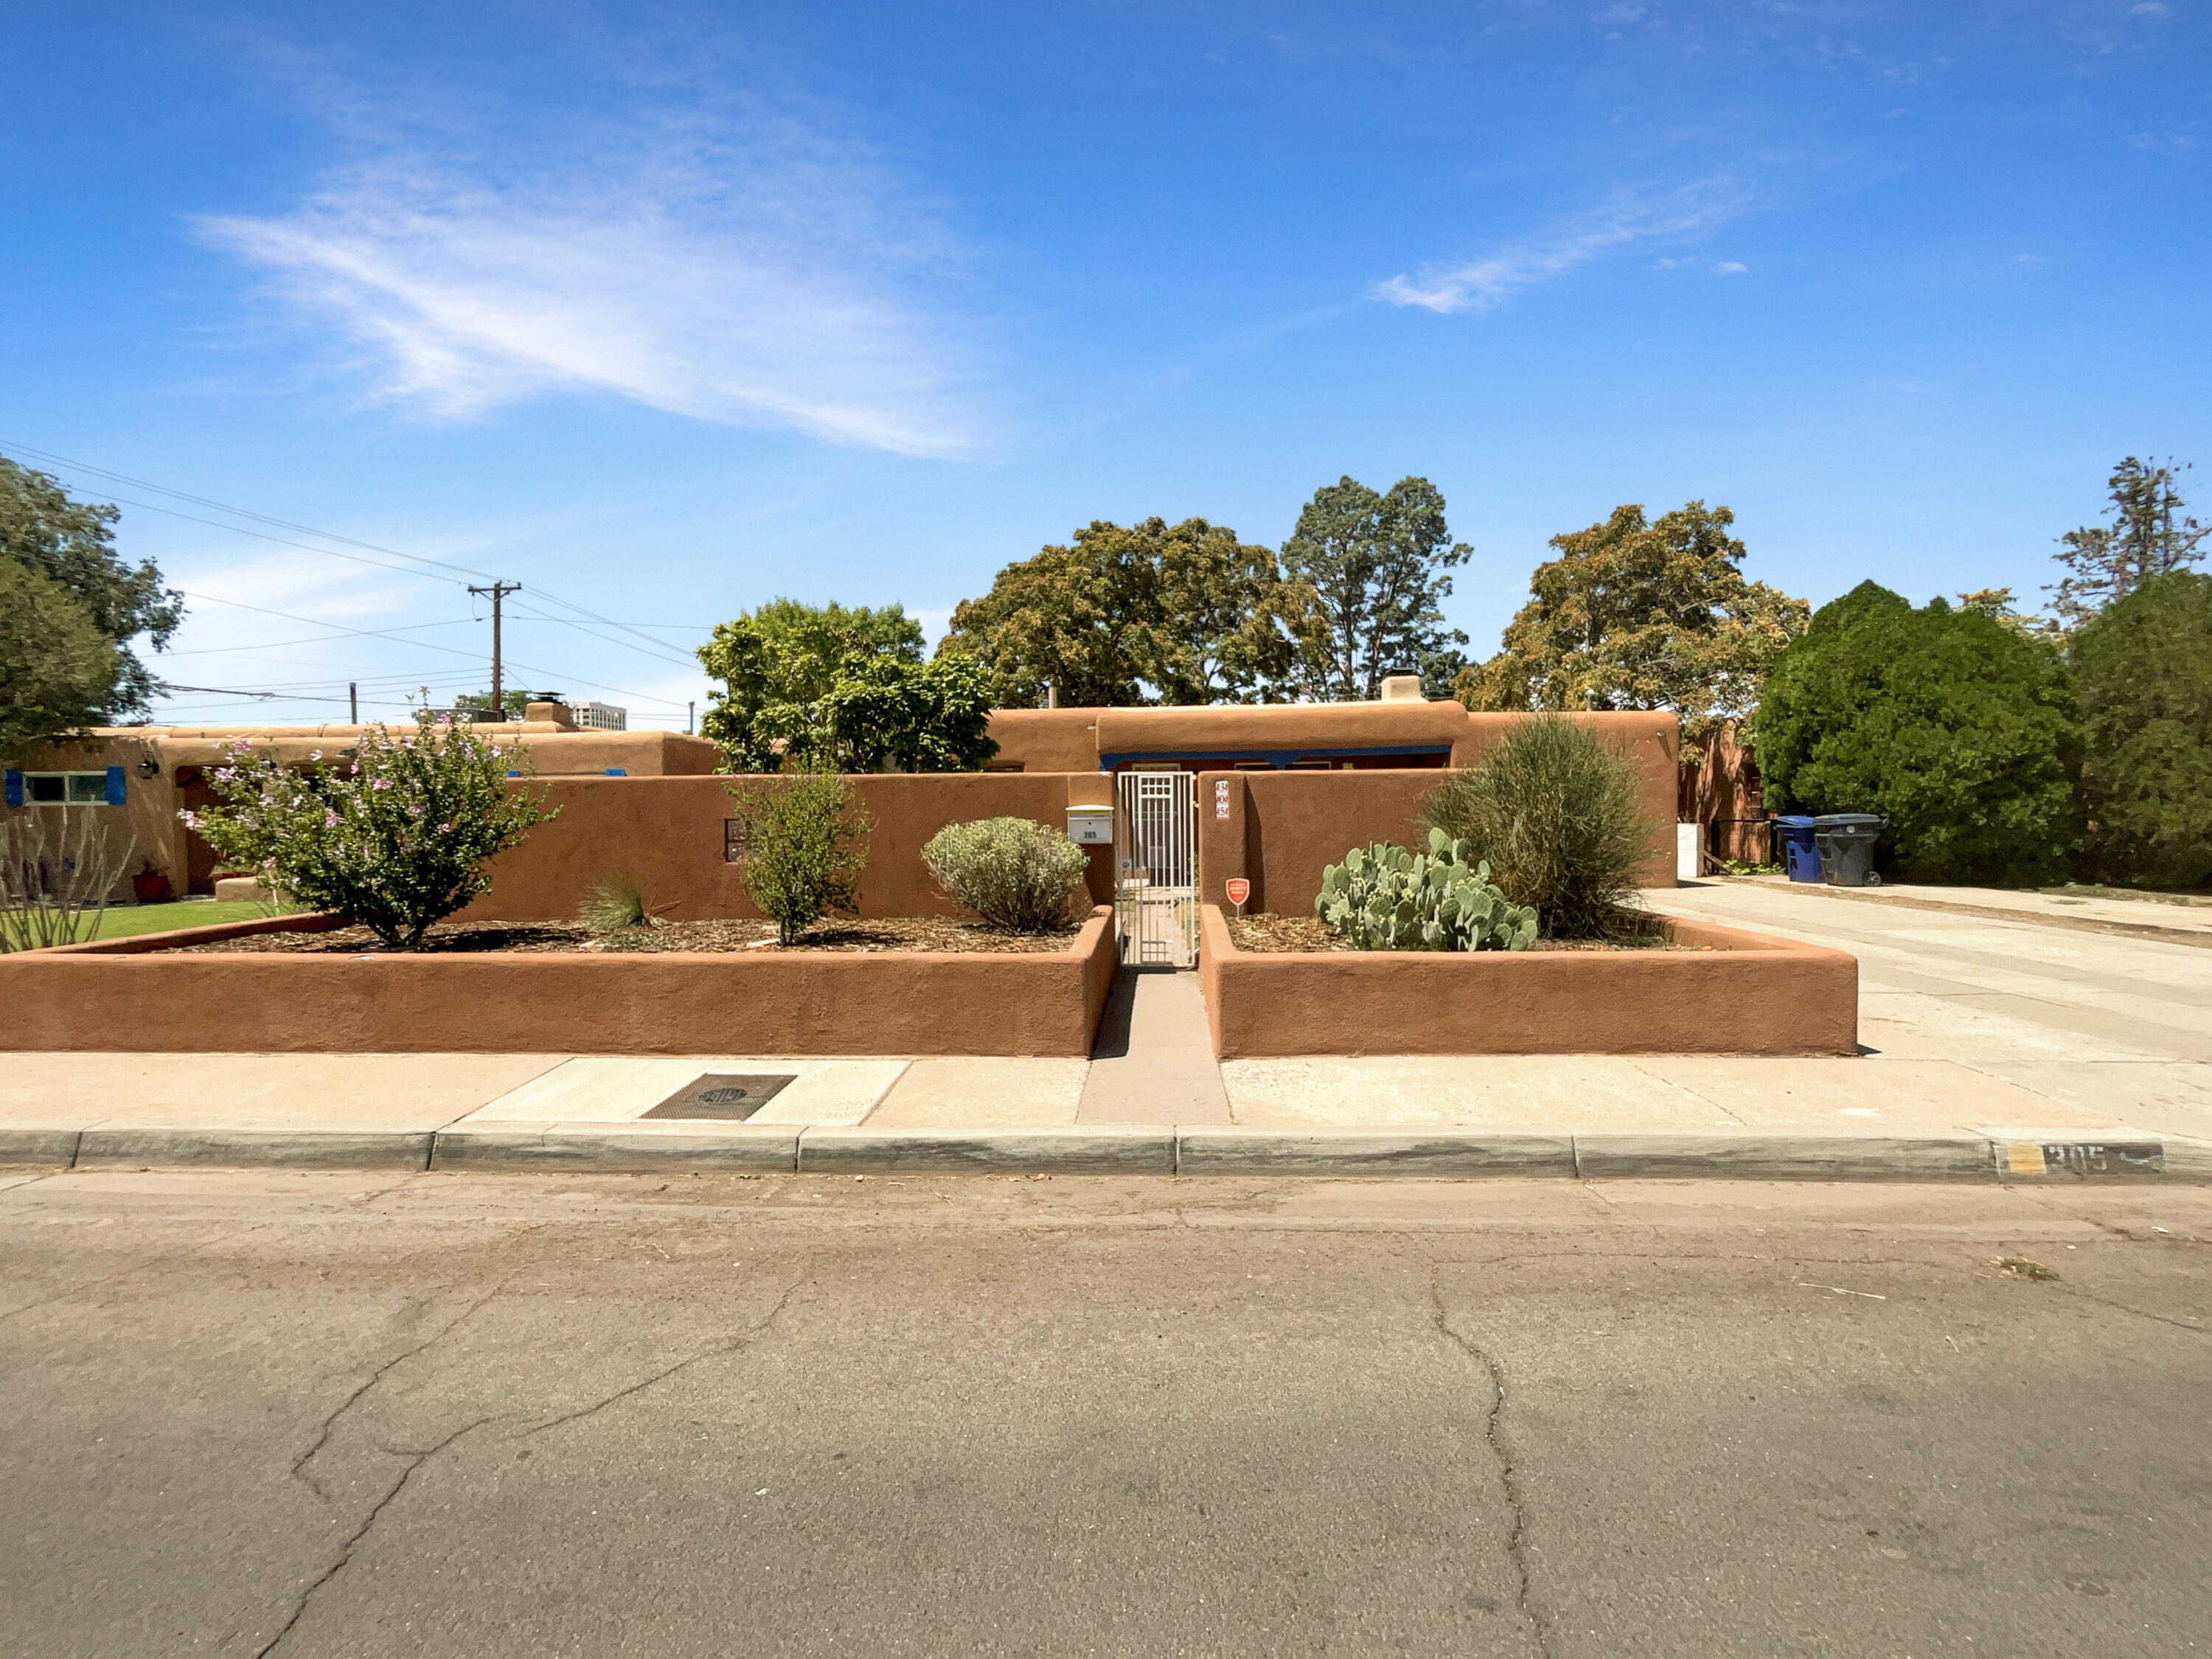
[1196, 906, 1856, 1058]
[1, 908, 1119, 1058]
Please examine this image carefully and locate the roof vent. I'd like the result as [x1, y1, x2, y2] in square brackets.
[1380, 674, 1425, 703]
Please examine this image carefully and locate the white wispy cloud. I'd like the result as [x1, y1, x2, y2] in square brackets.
[1371, 177, 1756, 314]
[198, 91, 984, 456]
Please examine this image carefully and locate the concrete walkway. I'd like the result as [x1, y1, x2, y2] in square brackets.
[1076, 967, 1231, 1125]
[1724, 872, 2212, 944]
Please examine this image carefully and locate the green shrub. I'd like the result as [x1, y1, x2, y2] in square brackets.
[1421, 714, 1660, 939]
[1315, 829, 1538, 951]
[922, 815, 1088, 932]
[725, 765, 872, 945]
[2069, 571, 2212, 888]
[1754, 583, 2081, 885]
[186, 710, 556, 949]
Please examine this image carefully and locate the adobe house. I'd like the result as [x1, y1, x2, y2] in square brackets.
[4, 698, 720, 899]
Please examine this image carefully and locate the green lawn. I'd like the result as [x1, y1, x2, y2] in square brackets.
[88, 901, 287, 940]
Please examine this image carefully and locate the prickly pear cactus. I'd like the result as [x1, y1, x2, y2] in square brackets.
[1315, 827, 1538, 951]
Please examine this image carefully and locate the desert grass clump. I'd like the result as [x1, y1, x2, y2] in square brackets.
[1421, 715, 1660, 940]
[579, 876, 667, 936]
[923, 816, 1088, 933]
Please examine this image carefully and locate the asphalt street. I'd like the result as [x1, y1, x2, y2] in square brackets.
[1, 1169, 2207, 1658]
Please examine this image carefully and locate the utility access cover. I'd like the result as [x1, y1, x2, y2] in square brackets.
[641, 1074, 796, 1121]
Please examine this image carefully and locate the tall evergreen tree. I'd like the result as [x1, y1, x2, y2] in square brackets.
[1281, 476, 1470, 700]
[2049, 456, 2207, 625]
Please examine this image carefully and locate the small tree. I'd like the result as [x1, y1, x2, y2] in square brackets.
[186, 711, 557, 948]
[2049, 457, 2207, 626]
[816, 653, 999, 771]
[726, 765, 872, 944]
[2069, 571, 2212, 888]
[1755, 582, 2081, 884]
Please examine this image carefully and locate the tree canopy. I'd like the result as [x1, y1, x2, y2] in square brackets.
[1281, 475, 1470, 700]
[1, 560, 121, 762]
[1756, 582, 2081, 884]
[2049, 456, 2207, 626]
[695, 599, 995, 773]
[0, 455, 181, 720]
[2068, 571, 2212, 888]
[1458, 501, 1806, 744]
[941, 516, 1314, 706]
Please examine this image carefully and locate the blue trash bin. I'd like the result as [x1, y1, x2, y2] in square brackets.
[1775, 815, 1820, 883]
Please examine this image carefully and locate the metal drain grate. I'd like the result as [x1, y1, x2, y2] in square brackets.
[641, 1073, 797, 1121]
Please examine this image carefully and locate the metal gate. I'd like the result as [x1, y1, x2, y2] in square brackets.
[1114, 769, 1198, 967]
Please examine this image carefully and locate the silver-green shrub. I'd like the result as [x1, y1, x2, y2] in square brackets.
[1315, 828, 1538, 951]
[923, 815, 1089, 933]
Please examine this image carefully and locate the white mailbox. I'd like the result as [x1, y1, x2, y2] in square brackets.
[1066, 807, 1114, 845]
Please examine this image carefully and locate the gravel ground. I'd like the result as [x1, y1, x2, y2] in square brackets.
[178, 917, 1085, 955]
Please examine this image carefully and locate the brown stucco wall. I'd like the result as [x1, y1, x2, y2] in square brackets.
[3, 908, 1119, 1057]
[983, 709, 1105, 773]
[1197, 754, 1678, 919]
[459, 772, 1119, 923]
[1197, 906, 1857, 1058]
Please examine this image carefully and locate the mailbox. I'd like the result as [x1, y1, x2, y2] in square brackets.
[1066, 807, 1114, 846]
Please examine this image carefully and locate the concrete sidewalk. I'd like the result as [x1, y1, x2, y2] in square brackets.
[5, 882, 2207, 1180]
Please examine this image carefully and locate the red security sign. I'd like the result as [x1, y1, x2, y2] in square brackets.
[1224, 878, 1251, 908]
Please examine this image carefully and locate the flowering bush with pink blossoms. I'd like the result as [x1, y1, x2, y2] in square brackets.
[184, 710, 557, 948]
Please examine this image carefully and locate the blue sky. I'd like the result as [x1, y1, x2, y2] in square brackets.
[4, 1, 2206, 728]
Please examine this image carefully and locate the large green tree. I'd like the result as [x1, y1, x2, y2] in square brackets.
[0, 456, 182, 719]
[1281, 475, 1470, 700]
[942, 517, 1313, 706]
[2068, 571, 2212, 888]
[1458, 501, 1807, 743]
[2049, 456, 2206, 626]
[695, 599, 995, 772]
[1, 560, 120, 762]
[1756, 582, 2081, 885]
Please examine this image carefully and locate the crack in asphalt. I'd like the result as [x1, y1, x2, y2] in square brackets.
[510, 1275, 807, 1444]
[1429, 1265, 1551, 1659]
[257, 1416, 492, 1658]
[288, 1285, 509, 1500]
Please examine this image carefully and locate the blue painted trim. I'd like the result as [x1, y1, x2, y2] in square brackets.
[105, 766, 128, 805]
[603, 768, 627, 776]
[4, 769, 21, 808]
[1100, 743, 1451, 771]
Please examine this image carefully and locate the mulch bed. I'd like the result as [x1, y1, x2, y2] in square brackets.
[177, 917, 1086, 956]
[1225, 914, 1701, 953]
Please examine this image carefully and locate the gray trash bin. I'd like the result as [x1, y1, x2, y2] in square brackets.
[1812, 814, 1885, 888]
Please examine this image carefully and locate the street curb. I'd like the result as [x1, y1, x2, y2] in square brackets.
[73, 1129, 434, 1171]
[3, 1126, 2204, 1181]
[1573, 1133, 1996, 1183]
[0, 1130, 82, 1168]
[1176, 1129, 1575, 1177]
[431, 1125, 801, 1172]
[799, 1126, 1176, 1173]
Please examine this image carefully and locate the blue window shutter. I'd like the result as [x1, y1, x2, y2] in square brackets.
[105, 766, 128, 806]
[605, 768, 627, 776]
[4, 769, 21, 808]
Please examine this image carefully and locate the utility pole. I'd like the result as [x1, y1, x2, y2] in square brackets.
[349, 682, 358, 723]
[686, 700, 695, 736]
[467, 582, 522, 717]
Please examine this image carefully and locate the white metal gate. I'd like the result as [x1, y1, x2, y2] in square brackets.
[1114, 769, 1198, 967]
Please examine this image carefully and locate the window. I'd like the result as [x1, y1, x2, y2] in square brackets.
[22, 772, 115, 804]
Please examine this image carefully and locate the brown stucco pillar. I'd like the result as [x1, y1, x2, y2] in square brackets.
[1196, 771, 1249, 911]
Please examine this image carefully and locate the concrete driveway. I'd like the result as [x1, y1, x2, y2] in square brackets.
[1650, 880, 2212, 1141]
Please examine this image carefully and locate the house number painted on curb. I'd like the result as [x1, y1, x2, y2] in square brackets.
[1214, 779, 1230, 818]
